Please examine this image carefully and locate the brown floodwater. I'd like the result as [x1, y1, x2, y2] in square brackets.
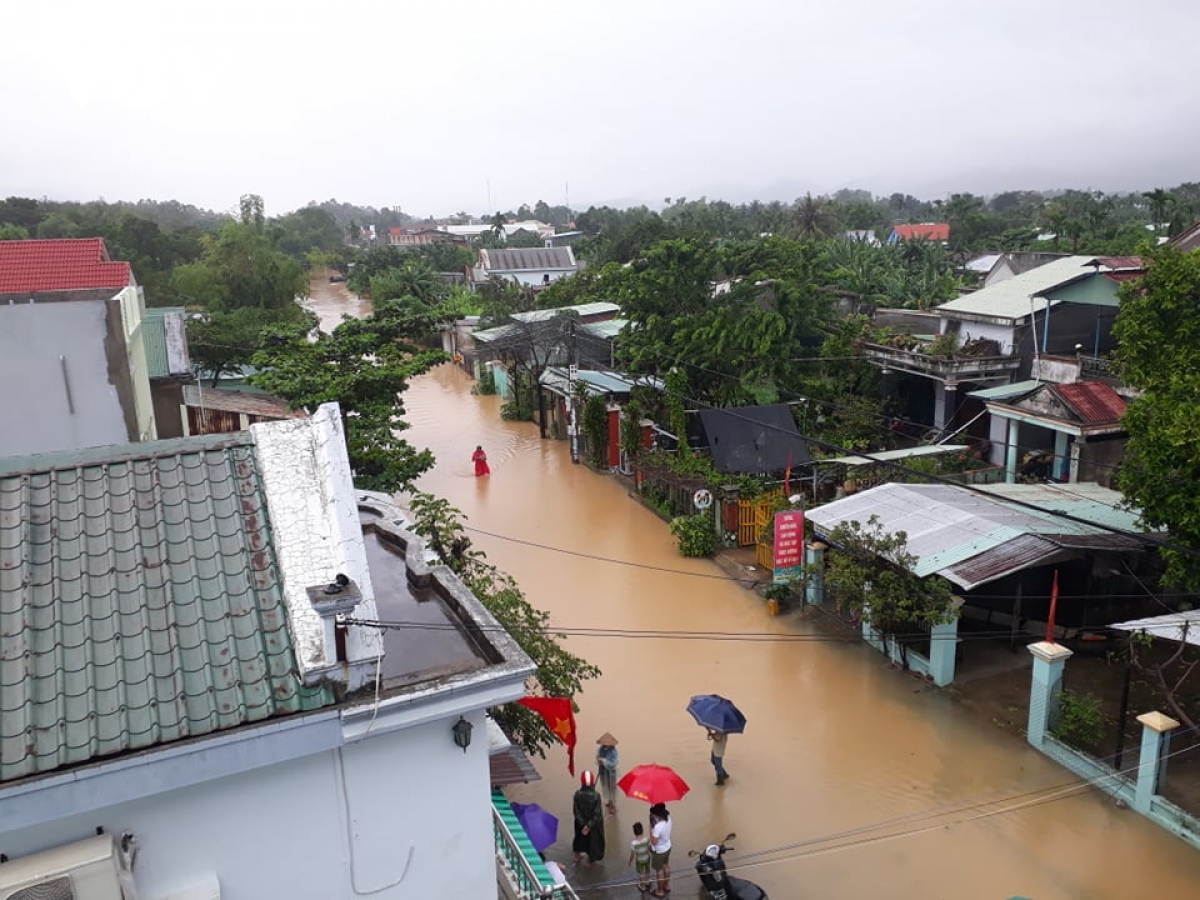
[307, 278, 1200, 898]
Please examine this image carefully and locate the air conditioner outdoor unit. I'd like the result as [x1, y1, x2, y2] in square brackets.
[0, 834, 129, 900]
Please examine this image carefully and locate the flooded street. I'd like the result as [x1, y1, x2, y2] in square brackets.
[404, 365, 1200, 900]
[303, 277, 1200, 898]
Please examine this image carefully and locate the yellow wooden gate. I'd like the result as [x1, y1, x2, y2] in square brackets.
[736, 490, 785, 547]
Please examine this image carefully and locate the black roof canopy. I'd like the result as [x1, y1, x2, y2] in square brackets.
[690, 404, 812, 475]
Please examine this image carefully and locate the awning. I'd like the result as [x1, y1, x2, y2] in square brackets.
[1111, 610, 1200, 647]
[487, 717, 541, 786]
[818, 445, 970, 467]
[966, 379, 1041, 401]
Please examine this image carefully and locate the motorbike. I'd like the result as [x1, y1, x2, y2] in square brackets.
[689, 833, 768, 900]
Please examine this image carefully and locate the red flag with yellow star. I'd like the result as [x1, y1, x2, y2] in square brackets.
[518, 696, 577, 774]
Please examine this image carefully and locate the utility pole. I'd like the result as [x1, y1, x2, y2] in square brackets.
[568, 318, 580, 464]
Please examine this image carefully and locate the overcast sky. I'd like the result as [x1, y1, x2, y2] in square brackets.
[4, 0, 1198, 218]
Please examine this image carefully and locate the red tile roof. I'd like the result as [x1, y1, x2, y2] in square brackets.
[892, 223, 950, 242]
[0, 238, 132, 294]
[1052, 381, 1127, 424]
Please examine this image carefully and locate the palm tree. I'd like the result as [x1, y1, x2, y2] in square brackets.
[1143, 188, 1173, 233]
[793, 193, 837, 238]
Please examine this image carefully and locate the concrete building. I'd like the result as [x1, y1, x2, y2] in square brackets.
[0, 238, 156, 456]
[0, 404, 535, 899]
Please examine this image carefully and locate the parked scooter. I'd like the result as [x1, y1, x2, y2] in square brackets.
[689, 833, 768, 900]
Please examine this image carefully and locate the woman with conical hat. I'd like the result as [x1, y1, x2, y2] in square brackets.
[595, 732, 620, 815]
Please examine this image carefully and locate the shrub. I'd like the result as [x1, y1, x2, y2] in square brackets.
[670, 514, 716, 558]
[1051, 689, 1106, 749]
[475, 368, 497, 395]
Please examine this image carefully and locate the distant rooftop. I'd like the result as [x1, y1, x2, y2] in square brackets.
[936, 255, 1122, 323]
[0, 238, 132, 294]
[480, 248, 577, 272]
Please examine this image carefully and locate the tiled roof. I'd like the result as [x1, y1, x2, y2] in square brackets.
[0, 434, 334, 784]
[1051, 381, 1127, 424]
[892, 223, 949, 242]
[0, 238, 132, 294]
[182, 384, 303, 419]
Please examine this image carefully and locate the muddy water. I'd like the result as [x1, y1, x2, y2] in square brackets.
[302, 270, 372, 332]
[400, 364, 1200, 900]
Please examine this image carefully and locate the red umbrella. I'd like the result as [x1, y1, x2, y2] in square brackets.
[617, 764, 690, 804]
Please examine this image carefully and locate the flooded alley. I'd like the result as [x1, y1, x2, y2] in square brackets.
[403, 363, 1200, 900]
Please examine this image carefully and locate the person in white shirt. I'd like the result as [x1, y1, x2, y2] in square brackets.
[648, 802, 673, 897]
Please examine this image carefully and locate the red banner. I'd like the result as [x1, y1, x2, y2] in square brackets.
[518, 696, 578, 774]
[773, 510, 804, 570]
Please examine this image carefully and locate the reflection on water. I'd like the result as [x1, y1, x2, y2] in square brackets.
[400, 361, 1200, 898]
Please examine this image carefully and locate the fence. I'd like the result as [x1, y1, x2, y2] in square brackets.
[737, 490, 785, 547]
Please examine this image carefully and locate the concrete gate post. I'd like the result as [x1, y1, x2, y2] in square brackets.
[804, 541, 826, 605]
[927, 597, 963, 687]
[1026, 641, 1073, 746]
[1133, 712, 1181, 814]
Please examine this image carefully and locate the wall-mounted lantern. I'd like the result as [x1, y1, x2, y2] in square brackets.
[452, 717, 473, 753]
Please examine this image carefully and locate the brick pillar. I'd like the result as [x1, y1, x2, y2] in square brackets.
[1133, 711, 1181, 814]
[1027, 641, 1073, 747]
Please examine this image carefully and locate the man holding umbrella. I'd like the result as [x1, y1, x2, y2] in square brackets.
[686, 694, 746, 787]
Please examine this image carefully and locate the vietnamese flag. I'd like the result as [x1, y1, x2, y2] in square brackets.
[518, 696, 578, 774]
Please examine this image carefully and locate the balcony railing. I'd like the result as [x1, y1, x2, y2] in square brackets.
[859, 342, 1021, 381]
[493, 801, 579, 900]
[1079, 354, 1117, 379]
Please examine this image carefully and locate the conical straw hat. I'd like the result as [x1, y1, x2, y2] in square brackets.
[596, 731, 619, 746]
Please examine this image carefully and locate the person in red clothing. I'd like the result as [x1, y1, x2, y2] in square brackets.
[472, 445, 491, 477]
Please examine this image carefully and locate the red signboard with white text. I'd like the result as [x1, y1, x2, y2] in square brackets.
[772, 510, 804, 583]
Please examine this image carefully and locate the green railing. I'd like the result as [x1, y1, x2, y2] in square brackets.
[492, 791, 578, 900]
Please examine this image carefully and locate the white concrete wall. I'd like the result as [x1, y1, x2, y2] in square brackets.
[0, 712, 497, 900]
[942, 318, 1016, 354]
[118, 284, 157, 441]
[0, 300, 129, 456]
[251, 404, 382, 682]
[494, 270, 575, 288]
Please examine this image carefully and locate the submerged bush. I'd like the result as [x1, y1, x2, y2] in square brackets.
[670, 514, 717, 558]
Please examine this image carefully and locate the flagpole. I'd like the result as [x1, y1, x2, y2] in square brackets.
[1045, 569, 1060, 644]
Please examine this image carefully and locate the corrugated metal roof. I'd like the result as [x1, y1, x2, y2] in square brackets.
[581, 318, 626, 339]
[0, 433, 334, 784]
[941, 534, 1067, 589]
[808, 482, 1151, 589]
[482, 248, 577, 272]
[142, 314, 171, 378]
[1051, 382, 1127, 424]
[1112, 610, 1200, 647]
[967, 379, 1042, 401]
[975, 482, 1148, 533]
[819, 445, 969, 467]
[965, 254, 1002, 273]
[539, 367, 659, 397]
[936, 256, 1103, 322]
[183, 384, 303, 419]
[510, 302, 620, 323]
[892, 223, 950, 242]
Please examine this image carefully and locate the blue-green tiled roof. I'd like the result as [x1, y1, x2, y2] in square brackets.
[0, 433, 335, 784]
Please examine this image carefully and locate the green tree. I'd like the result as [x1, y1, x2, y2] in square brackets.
[793, 193, 837, 238]
[1113, 247, 1200, 589]
[250, 298, 447, 491]
[369, 257, 445, 304]
[188, 305, 311, 386]
[0, 224, 29, 240]
[822, 515, 957, 668]
[174, 220, 307, 313]
[407, 493, 601, 757]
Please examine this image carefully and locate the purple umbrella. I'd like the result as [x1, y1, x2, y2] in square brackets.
[511, 802, 559, 852]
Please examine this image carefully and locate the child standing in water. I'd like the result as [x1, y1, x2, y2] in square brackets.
[629, 821, 652, 893]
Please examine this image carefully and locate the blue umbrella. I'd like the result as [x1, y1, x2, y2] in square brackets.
[687, 694, 747, 734]
[511, 802, 559, 852]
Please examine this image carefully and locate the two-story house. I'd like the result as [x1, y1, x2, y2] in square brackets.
[0, 238, 156, 456]
[861, 255, 1142, 482]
